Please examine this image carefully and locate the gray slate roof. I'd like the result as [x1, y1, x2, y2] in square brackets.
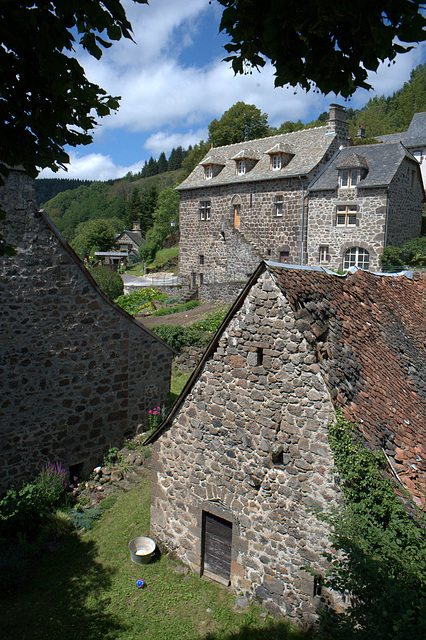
[309, 142, 415, 191]
[376, 112, 426, 149]
[177, 126, 337, 190]
[118, 230, 144, 246]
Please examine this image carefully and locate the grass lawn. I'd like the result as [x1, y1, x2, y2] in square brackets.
[126, 246, 179, 276]
[2, 475, 312, 640]
[170, 367, 191, 404]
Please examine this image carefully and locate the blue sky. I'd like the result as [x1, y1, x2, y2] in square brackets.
[39, 0, 426, 181]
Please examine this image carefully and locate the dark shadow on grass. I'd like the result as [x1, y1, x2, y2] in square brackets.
[2, 533, 126, 640]
[203, 620, 315, 640]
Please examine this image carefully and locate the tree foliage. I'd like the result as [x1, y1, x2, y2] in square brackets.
[71, 218, 121, 258]
[89, 265, 124, 299]
[208, 101, 269, 147]
[0, 0, 148, 180]
[316, 412, 426, 639]
[217, 0, 426, 97]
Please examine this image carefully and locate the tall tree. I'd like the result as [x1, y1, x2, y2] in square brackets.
[208, 102, 269, 147]
[0, 0, 148, 181]
[157, 151, 168, 174]
[71, 218, 121, 259]
[217, 0, 426, 97]
[140, 184, 158, 236]
[126, 187, 143, 229]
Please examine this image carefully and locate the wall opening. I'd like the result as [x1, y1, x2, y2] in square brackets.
[69, 462, 85, 483]
[202, 511, 232, 585]
[256, 347, 264, 366]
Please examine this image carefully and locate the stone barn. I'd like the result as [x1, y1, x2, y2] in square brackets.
[0, 169, 174, 492]
[147, 261, 426, 621]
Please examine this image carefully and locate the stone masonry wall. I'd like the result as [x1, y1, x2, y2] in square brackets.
[386, 159, 423, 247]
[198, 280, 246, 304]
[0, 170, 173, 492]
[151, 270, 341, 622]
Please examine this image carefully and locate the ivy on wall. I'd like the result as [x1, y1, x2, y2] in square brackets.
[316, 412, 426, 640]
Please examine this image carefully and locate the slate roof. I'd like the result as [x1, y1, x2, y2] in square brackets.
[376, 112, 426, 148]
[177, 126, 337, 190]
[309, 142, 416, 191]
[146, 262, 426, 507]
[118, 230, 144, 247]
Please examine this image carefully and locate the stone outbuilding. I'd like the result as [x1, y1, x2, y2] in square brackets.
[0, 169, 174, 492]
[146, 261, 426, 621]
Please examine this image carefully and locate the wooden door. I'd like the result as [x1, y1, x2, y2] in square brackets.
[233, 205, 241, 229]
[202, 512, 232, 584]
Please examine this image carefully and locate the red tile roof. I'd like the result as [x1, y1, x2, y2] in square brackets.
[268, 265, 426, 507]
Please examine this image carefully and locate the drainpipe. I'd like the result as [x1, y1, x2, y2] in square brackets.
[299, 176, 305, 265]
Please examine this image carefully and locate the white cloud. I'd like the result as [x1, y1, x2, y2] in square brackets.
[39, 153, 143, 181]
[144, 128, 208, 156]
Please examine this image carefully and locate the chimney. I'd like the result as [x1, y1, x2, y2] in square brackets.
[327, 103, 349, 147]
[356, 125, 366, 139]
[132, 221, 141, 233]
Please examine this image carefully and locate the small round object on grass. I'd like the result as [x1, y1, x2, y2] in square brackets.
[136, 579, 146, 589]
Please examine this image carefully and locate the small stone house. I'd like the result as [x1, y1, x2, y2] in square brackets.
[0, 169, 174, 492]
[147, 261, 426, 621]
[117, 221, 145, 257]
[177, 106, 423, 287]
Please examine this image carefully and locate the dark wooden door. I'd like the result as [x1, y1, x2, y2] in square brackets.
[203, 512, 232, 584]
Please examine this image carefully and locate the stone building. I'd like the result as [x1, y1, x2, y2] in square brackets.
[117, 221, 145, 258]
[147, 261, 426, 621]
[307, 142, 424, 270]
[177, 106, 423, 288]
[0, 169, 174, 492]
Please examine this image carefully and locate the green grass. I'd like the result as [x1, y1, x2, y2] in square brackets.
[170, 368, 191, 404]
[148, 246, 179, 271]
[1, 477, 312, 640]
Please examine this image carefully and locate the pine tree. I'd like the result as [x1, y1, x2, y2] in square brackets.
[125, 187, 142, 229]
[157, 151, 168, 173]
[140, 184, 158, 236]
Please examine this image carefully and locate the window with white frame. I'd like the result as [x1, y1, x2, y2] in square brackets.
[344, 247, 370, 270]
[275, 195, 284, 217]
[336, 204, 357, 226]
[319, 245, 329, 262]
[204, 165, 213, 179]
[271, 154, 281, 170]
[199, 200, 211, 221]
[339, 169, 360, 188]
[237, 160, 246, 175]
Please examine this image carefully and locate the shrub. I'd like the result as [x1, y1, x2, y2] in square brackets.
[151, 308, 228, 350]
[114, 287, 166, 315]
[151, 300, 200, 316]
[90, 265, 124, 299]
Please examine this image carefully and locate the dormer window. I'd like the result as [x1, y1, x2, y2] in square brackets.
[339, 169, 360, 188]
[237, 160, 246, 175]
[204, 165, 213, 180]
[271, 154, 281, 170]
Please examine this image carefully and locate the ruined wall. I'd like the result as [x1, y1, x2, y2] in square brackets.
[0, 170, 173, 491]
[151, 270, 340, 622]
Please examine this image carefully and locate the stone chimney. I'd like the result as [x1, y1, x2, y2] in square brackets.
[132, 221, 141, 233]
[356, 125, 366, 139]
[327, 104, 349, 147]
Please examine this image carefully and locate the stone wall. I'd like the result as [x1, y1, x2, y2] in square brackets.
[0, 170, 173, 492]
[386, 159, 424, 247]
[150, 270, 341, 622]
[198, 280, 246, 304]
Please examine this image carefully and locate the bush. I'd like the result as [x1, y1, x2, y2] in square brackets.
[114, 287, 166, 315]
[90, 265, 124, 299]
[151, 308, 228, 350]
[151, 300, 200, 316]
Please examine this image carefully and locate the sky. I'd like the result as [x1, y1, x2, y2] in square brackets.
[39, 0, 426, 182]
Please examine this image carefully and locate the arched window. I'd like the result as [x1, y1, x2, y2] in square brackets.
[343, 247, 370, 270]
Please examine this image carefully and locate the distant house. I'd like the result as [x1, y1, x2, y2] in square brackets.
[147, 261, 426, 621]
[177, 106, 423, 287]
[117, 221, 145, 257]
[376, 112, 426, 185]
[0, 169, 173, 492]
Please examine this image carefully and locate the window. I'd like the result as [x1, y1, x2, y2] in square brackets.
[339, 169, 360, 188]
[344, 247, 370, 270]
[204, 165, 212, 179]
[199, 254, 204, 265]
[237, 160, 245, 175]
[279, 251, 289, 263]
[199, 273, 204, 285]
[319, 245, 329, 262]
[199, 200, 211, 221]
[336, 205, 357, 226]
[275, 195, 284, 217]
[271, 154, 281, 170]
